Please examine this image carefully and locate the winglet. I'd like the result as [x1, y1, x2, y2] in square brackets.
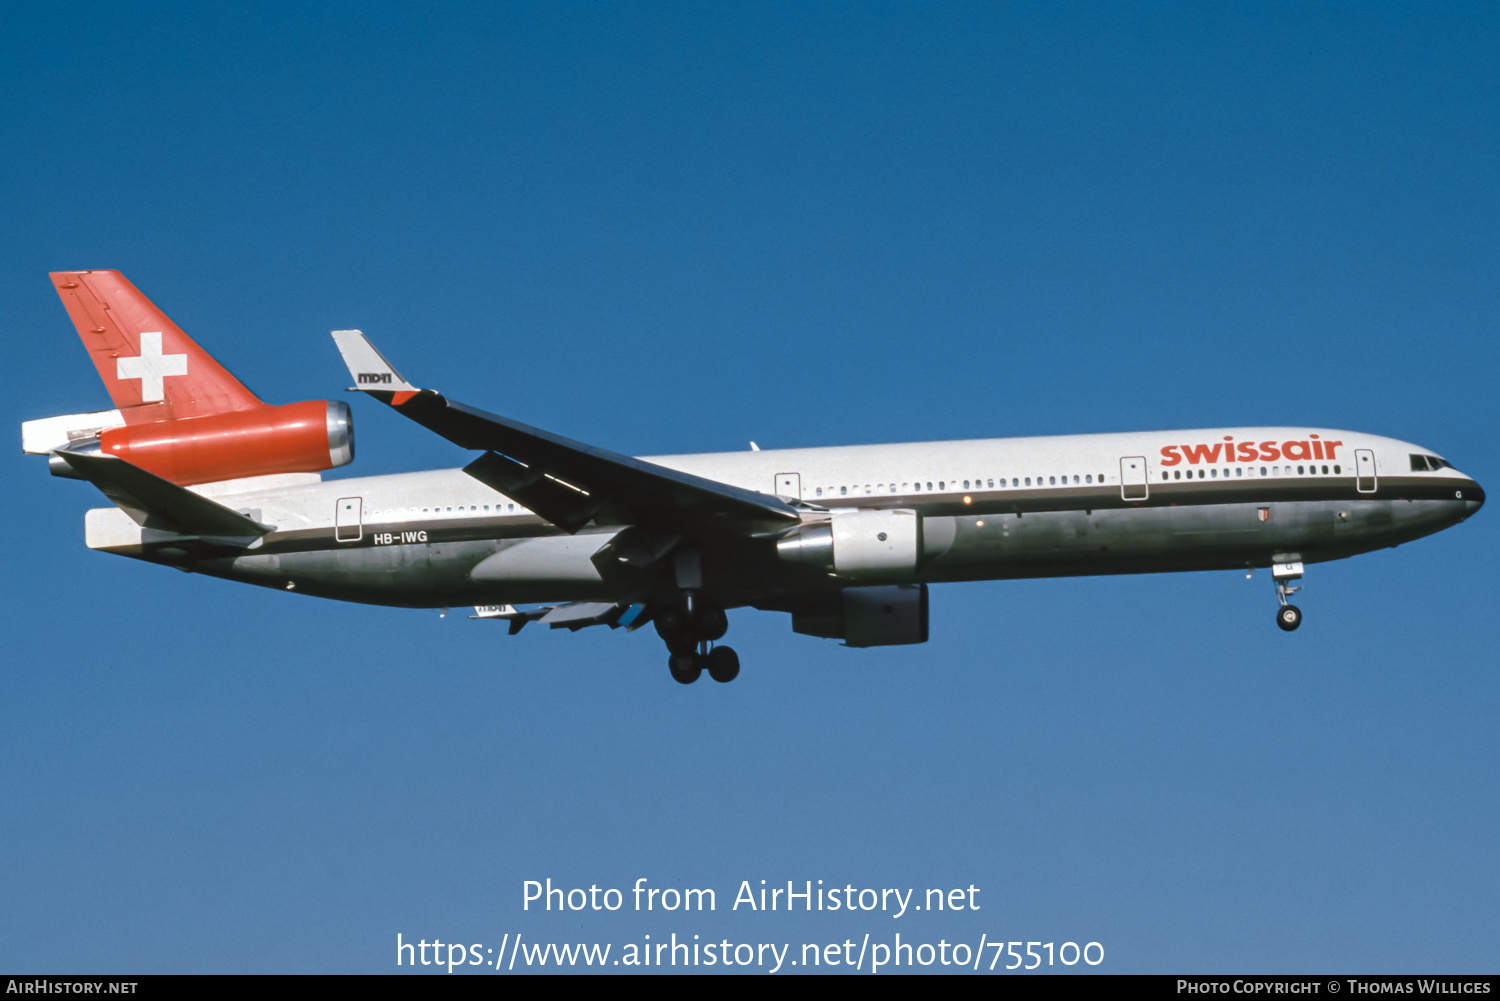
[331, 330, 420, 401]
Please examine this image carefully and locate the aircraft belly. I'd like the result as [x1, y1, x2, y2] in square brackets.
[171, 495, 1476, 608]
[211, 539, 486, 606]
[917, 498, 1471, 582]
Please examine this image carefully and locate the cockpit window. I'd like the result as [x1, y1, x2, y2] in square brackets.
[1410, 454, 1430, 471]
[1427, 455, 1453, 470]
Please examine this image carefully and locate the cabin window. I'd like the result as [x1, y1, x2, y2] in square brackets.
[840, 486, 847, 496]
[1236, 468, 1243, 477]
[508, 503, 515, 512]
[1025, 477, 1031, 486]
[1334, 465, 1341, 474]
[1260, 466, 1267, 476]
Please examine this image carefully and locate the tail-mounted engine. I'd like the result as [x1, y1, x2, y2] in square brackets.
[32, 400, 354, 486]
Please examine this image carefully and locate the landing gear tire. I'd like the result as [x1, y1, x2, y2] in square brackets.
[669, 654, 702, 684]
[706, 645, 740, 683]
[1276, 604, 1302, 632]
[655, 608, 688, 643]
[695, 606, 728, 642]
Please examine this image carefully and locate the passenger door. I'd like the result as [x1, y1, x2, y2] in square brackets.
[335, 496, 363, 542]
[1120, 457, 1149, 501]
[1354, 449, 1377, 493]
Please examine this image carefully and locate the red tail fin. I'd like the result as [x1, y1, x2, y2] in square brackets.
[50, 270, 263, 421]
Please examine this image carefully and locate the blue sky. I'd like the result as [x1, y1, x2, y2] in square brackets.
[2, 1, 1497, 973]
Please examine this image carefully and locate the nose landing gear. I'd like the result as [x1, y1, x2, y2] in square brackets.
[1272, 560, 1304, 632]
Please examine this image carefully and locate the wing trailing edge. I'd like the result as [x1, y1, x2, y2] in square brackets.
[330, 330, 800, 537]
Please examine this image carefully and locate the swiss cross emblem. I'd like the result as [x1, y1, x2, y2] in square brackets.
[116, 331, 188, 402]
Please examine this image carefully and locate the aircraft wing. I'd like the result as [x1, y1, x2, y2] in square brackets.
[470, 601, 648, 634]
[332, 330, 799, 536]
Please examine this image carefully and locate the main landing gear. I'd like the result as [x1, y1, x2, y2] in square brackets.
[656, 602, 739, 684]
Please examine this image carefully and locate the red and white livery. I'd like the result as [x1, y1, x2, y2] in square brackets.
[24, 272, 1485, 684]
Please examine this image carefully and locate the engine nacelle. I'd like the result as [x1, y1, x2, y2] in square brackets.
[792, 584, 929, 647]
[777, 508, 921, 576]
[88, 400, 354, 485]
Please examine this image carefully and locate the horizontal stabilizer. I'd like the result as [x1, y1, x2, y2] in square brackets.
[21, 409, 126, 454]
[53, 451, 274, 541]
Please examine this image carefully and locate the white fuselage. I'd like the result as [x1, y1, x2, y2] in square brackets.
[79, 426, 1483, 611]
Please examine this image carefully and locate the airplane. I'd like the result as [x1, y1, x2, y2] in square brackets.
[23, 270, 1486, 684]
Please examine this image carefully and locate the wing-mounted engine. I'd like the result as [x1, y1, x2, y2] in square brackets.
[28, 401, 354, 486]
[776, 509, 921, 576]
[789, 584, 929, 647]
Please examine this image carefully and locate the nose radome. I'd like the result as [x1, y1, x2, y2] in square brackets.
[1462, 480, 1484, 516]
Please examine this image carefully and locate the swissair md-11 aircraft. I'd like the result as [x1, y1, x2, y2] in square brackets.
[24, 271, 1485, 684]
